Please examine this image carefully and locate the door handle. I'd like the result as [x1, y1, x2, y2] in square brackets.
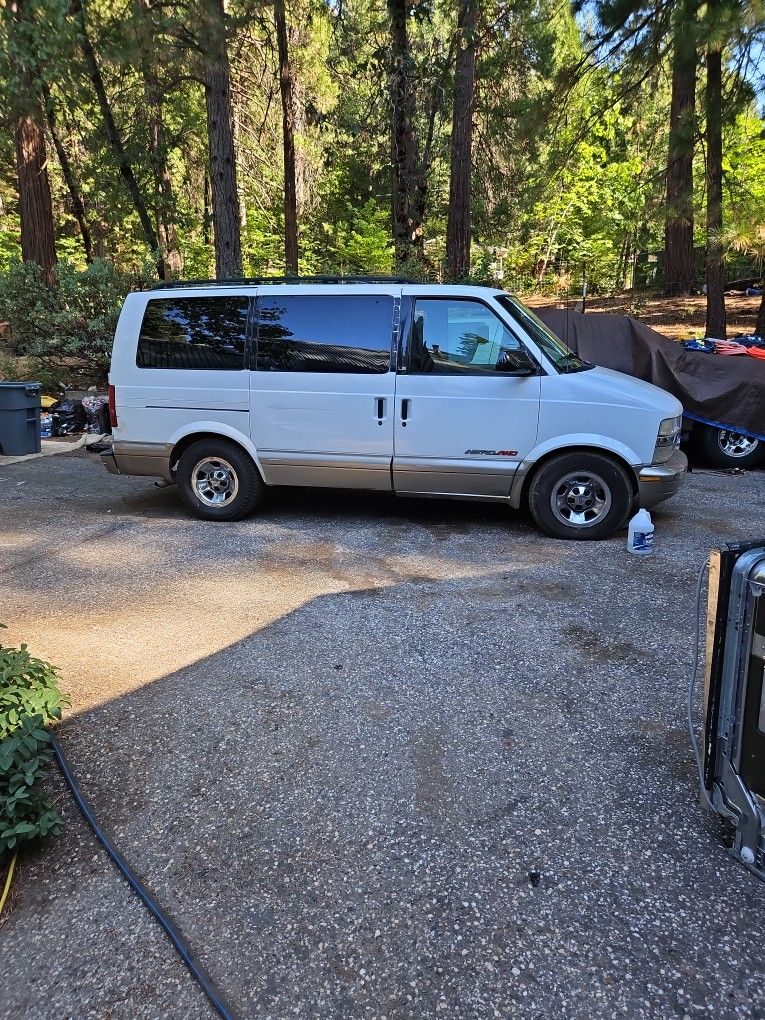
[375, 397, 386, 424]
[401, 398, 410, 426]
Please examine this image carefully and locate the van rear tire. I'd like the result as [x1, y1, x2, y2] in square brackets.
[177, 438, 263, 521]
[528, 452, 633, 540]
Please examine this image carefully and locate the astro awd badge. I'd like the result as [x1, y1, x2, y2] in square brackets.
[464, 449, 518, 456]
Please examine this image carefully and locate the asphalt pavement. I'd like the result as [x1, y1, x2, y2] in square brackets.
[0, 449, 764, 1019]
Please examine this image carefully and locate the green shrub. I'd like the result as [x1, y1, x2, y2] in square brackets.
[0, 629, 68, 855]
[0, 259, 153, 382]
[0, 353, 18, 382]
[22, 359, 72, 393]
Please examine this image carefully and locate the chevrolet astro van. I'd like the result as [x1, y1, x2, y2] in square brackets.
[102, 278, 687, 540]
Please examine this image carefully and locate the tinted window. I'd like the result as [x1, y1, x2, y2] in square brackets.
[137, 297, 249, 370]
[256, 295, 393, 373]
[410, 298, 526, 375]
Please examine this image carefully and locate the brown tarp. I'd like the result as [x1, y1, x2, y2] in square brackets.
[536, 308, 765, 441]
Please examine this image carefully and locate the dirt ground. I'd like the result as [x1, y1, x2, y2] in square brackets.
[526, 291, 763, 341]
[1, 450, 765, 1019]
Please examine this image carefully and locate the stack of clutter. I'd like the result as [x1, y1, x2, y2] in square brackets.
[39, 394, 56, 439]
[80, 393, 109, 434]
[50, 398, 86, 436]
[682, 335, 765, 359]
[41, 387, 112, 438]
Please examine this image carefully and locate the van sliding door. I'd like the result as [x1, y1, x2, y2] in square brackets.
[249, 289, 398, 490]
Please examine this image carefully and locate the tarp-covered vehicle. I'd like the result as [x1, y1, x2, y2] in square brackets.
[536, 308, 765, 469]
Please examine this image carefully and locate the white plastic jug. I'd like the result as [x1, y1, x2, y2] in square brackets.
[627, 508, 654, 555]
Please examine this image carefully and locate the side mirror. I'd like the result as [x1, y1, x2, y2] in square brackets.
[496, 347, 536, 376]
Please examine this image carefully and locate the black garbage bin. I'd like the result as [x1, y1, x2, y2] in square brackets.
[0, 382, 42, 455]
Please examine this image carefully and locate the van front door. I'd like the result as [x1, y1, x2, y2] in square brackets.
[249, 290, 397, 490]
[392, 296, 541, 497]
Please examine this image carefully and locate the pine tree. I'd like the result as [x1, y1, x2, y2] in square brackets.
[202, 0, 242, 278]
[70, 0, 165, 278]
[446, 0, 478, 281]
[6, 0, 57, 282]
[387, 0, 425, 266]
[663, 0, 698, 296]
[274, 0, 299, 274]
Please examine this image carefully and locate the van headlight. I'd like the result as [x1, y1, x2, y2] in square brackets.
[654, 415, 682, 463]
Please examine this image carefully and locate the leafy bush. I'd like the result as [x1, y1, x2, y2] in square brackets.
[0, 629, 68, 855]
[320, 200, 394, 276]
[0, 353, 17, 382]
[0, 259, 153, 381]
[20, 359, 72, 393]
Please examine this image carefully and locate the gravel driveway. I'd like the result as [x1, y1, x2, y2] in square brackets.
[1, 450, 764, 1020]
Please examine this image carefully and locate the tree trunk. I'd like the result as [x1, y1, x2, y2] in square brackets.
[148, 110, 183, 278]
[446, 0, 477, 281]
[203, 172, 211, 248]
[616, 235, 628, 290]
[42, 84, 93, 264]
[135, 0, 183, 279]
[70, 0, 164, 278]
[293, 56, 307, 220]
[233, 97, 247, 229]
[755, 291, 765, 339]
[705, 42, 726, 339]
[15, 113, 57, 281]
[274, 0, 299, 274]
[7, 0, 56, 282]
[664, 0, 696, 297]
[202, 0, 242, 278]
[387, 0, 424, 266]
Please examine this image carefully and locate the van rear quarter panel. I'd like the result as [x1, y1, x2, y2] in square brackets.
[109, 290, 251, 452]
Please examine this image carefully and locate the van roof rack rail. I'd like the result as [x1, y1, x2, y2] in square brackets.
[150, 275, 425, 290]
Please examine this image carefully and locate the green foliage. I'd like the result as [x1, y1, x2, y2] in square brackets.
[0, 630, 68, 856]
[0, 227, 20, 275]
[720, 109, 765, 270]
[0, 0, 762, 297]
[0, 353, 17, 382]
[0, 259, 152, 381]
[316, 201, 394, 276]
[22, 359, 72, 393]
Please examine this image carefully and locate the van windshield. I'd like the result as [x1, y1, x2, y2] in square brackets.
[495, 295, 592, 374]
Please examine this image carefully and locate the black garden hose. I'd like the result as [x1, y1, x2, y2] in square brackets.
[51, 731, 238, 1020]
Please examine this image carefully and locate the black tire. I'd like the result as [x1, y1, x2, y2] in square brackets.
[528, 452, 633, 540]
[177, 438, 263, 521]
[694, 424, 764, 469]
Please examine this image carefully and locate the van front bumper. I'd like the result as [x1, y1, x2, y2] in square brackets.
[638, 449, 688, 508]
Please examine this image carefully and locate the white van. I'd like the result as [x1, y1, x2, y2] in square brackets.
[102, 279, 687, 540]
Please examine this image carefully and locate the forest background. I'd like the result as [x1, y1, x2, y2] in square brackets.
[1, 0, 764, 381]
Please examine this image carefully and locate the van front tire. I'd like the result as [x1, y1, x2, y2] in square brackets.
[177, 439, 263, 521]
[528, 452, 633, 540]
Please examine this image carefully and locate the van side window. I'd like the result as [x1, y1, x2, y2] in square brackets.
[256, 295, 393, 373]
[137, 297, 248, 370]
[410, 298, 524, 375]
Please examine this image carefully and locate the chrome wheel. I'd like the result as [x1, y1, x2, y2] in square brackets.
[550, 471, 612, 529]
[718, 430, 759, 459]
[191, 456, 239, 507]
